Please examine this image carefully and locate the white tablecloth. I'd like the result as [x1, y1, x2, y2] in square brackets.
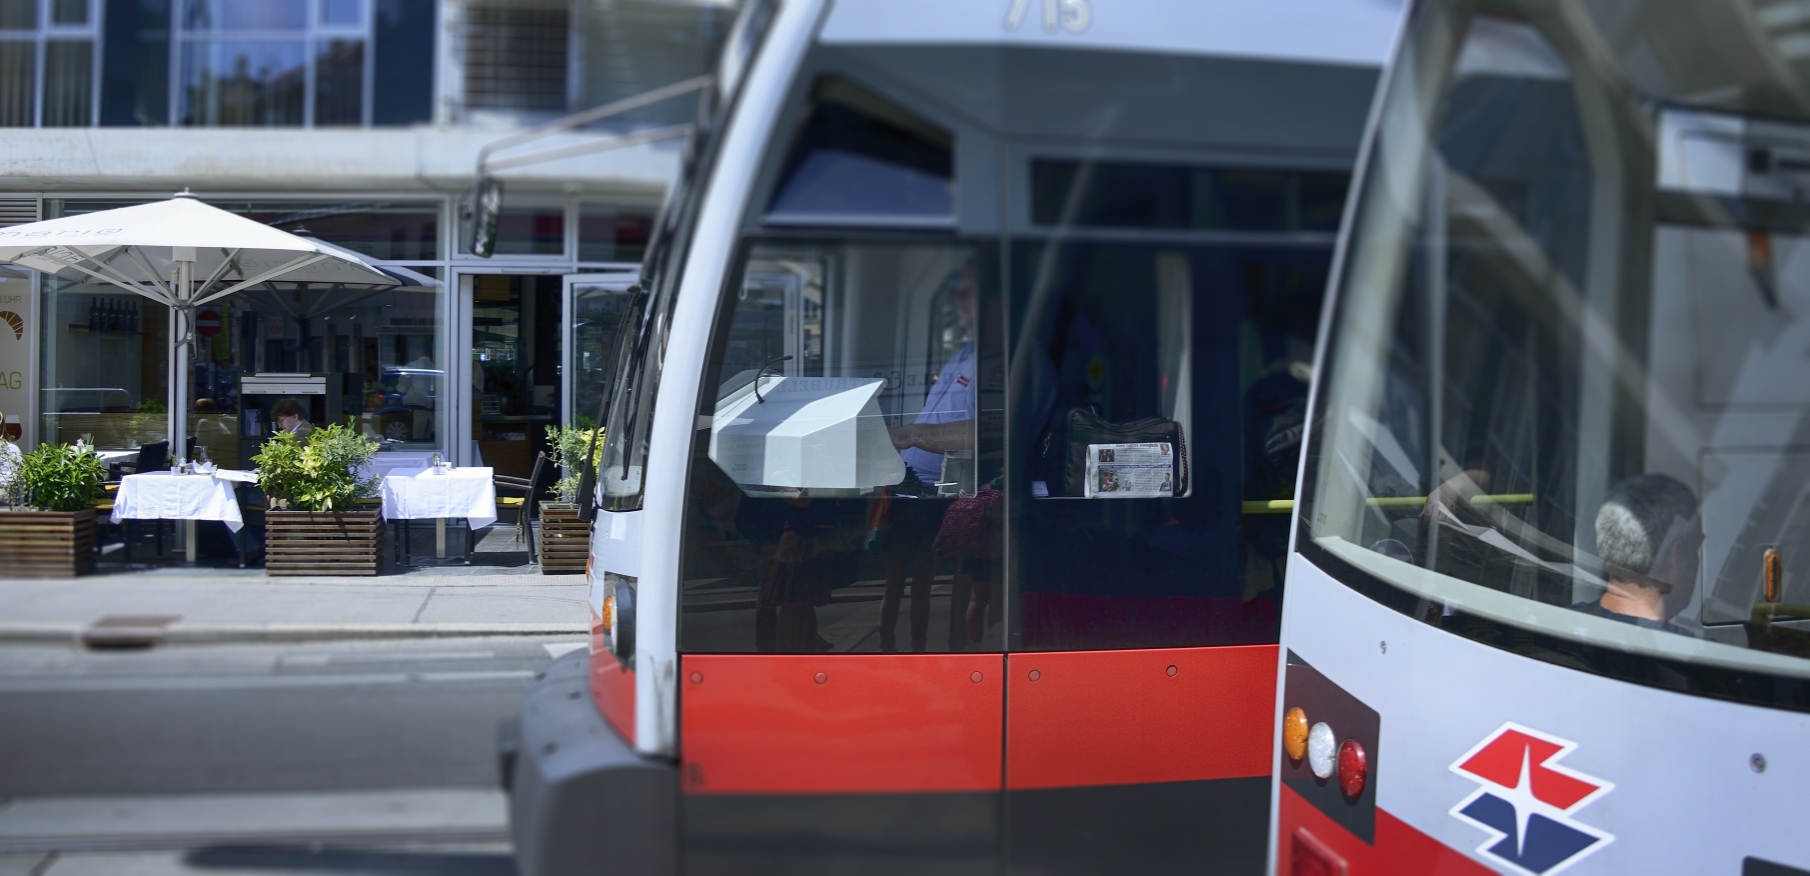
[111, 471, 248, 532]
[380, 467, 496, 529]
[360, 452, 438, 481]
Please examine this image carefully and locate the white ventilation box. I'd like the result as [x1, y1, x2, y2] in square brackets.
[708, 375, 905, 494]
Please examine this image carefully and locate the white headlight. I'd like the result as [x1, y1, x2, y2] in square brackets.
[1307, 721, 1337, 780]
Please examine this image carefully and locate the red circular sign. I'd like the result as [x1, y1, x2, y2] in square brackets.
[195, 308, 220, 338]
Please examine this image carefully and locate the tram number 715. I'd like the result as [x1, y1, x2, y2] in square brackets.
[1004, 0, 1091, 35]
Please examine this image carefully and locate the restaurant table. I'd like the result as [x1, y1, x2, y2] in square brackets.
[378, 467, 496, 561]
[110, 469, 258, 562]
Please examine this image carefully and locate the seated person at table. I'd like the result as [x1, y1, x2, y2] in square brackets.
[270, 398, 312, 440]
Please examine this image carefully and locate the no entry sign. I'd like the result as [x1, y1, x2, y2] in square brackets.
[195, 308, 221, 338]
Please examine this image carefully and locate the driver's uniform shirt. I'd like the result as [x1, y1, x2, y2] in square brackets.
[901, 344, 975, 485]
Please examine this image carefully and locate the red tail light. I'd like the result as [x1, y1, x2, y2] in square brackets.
[1337, 738, 1367, 798]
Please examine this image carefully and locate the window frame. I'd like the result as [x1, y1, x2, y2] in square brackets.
[0, 0, 101, 127]
[173, 0, 375, 128]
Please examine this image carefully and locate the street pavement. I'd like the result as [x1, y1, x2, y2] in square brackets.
[0, 539, 591, 875]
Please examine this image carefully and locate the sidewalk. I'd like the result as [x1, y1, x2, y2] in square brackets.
[0, 565, 591, 647]
[0, 788, 507, 854]
[0, 520, 593, 646]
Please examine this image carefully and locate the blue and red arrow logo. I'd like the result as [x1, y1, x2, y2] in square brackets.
[1449, 723, 1613, 875]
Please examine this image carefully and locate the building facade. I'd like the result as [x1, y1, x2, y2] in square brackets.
[0, 0, 729, 479]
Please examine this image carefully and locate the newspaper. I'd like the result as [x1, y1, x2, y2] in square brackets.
[1084, 442, 1175, 498]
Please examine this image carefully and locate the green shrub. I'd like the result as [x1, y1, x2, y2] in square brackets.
[17, 442, 106, 512]
[545, 423, 604, 504]
[253, 423, 380, 512]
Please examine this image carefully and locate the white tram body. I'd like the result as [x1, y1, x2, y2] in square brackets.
[1277, 2, 1810, 875]
[505, 1, 1402, 874]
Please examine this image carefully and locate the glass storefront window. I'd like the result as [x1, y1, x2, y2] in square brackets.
[41, 277, 445, 468]
[462, 207, 564, 256]
[471, 274, 560, 481]
[39, 199, 446, 466]
[40, 282, 169, 453]
[578, 207, 652, 263]
[239, 202, 440, 261]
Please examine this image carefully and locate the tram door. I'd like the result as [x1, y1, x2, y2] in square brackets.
[1002, 237, 1329, 875]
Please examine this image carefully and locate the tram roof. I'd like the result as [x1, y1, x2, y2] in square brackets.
[817, 0, 1400, 70]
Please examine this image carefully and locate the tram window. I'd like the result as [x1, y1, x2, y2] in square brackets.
[1011, 241, 1326, 650]
[765, 77, 954, 220]
[680, 239, 1003, 654]
[1297, 5, 1810, 703]
[1029, 159, 1350, 233]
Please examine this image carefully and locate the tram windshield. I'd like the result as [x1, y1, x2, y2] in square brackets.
[1301, 0, 1810, 698]
[677, 4, 1380, 654]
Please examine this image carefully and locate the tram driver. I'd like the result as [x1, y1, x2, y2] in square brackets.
[1572, 474, 1703, 637]
[888, 263, 977, 469]
[876, 264, 981, 652]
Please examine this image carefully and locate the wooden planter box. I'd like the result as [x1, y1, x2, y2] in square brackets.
[538, 504, 591, 574]
[266, 509, 382, 576]
[0, 508, 96, 578]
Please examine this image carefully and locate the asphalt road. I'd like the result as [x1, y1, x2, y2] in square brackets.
[0, 635, 583, 875]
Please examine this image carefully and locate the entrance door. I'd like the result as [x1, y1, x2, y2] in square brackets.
[1001, 242, 1329, 875]
[468, 274, 563, 482]
[561, 271, 639, 429]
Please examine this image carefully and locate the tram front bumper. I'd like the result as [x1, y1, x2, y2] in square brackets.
[503, 647, 675, 876]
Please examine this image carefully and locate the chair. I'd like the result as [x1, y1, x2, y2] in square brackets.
[495, 452, 557, 563]
[122, 441, 168, 477]
[99, 441, 169, 560]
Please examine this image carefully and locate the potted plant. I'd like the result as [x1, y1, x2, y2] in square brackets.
[0, 441, 106, 577]
[537, 422, 603, 574]
[254, 423, 383, 576]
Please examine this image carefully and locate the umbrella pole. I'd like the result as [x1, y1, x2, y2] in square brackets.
[168, 259, 191, 468]
[173, 306, 189, 465]
[166, 305, 177, 456]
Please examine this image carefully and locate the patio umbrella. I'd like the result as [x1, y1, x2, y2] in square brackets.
[0, 192, 399, 458]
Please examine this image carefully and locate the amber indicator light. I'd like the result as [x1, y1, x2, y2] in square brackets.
[1765, 547, 1783, 603]
[1283, 706, 1308, 761]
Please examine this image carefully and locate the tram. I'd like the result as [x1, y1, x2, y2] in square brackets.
[503, 1, 1400, 873]
[1275, 1, 1810, 873]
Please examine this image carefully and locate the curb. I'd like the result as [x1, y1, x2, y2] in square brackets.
[0, 828, 511, 855]
[0, 622, 589, 647]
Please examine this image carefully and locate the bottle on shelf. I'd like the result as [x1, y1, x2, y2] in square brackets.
[87, 298, 98, 332]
